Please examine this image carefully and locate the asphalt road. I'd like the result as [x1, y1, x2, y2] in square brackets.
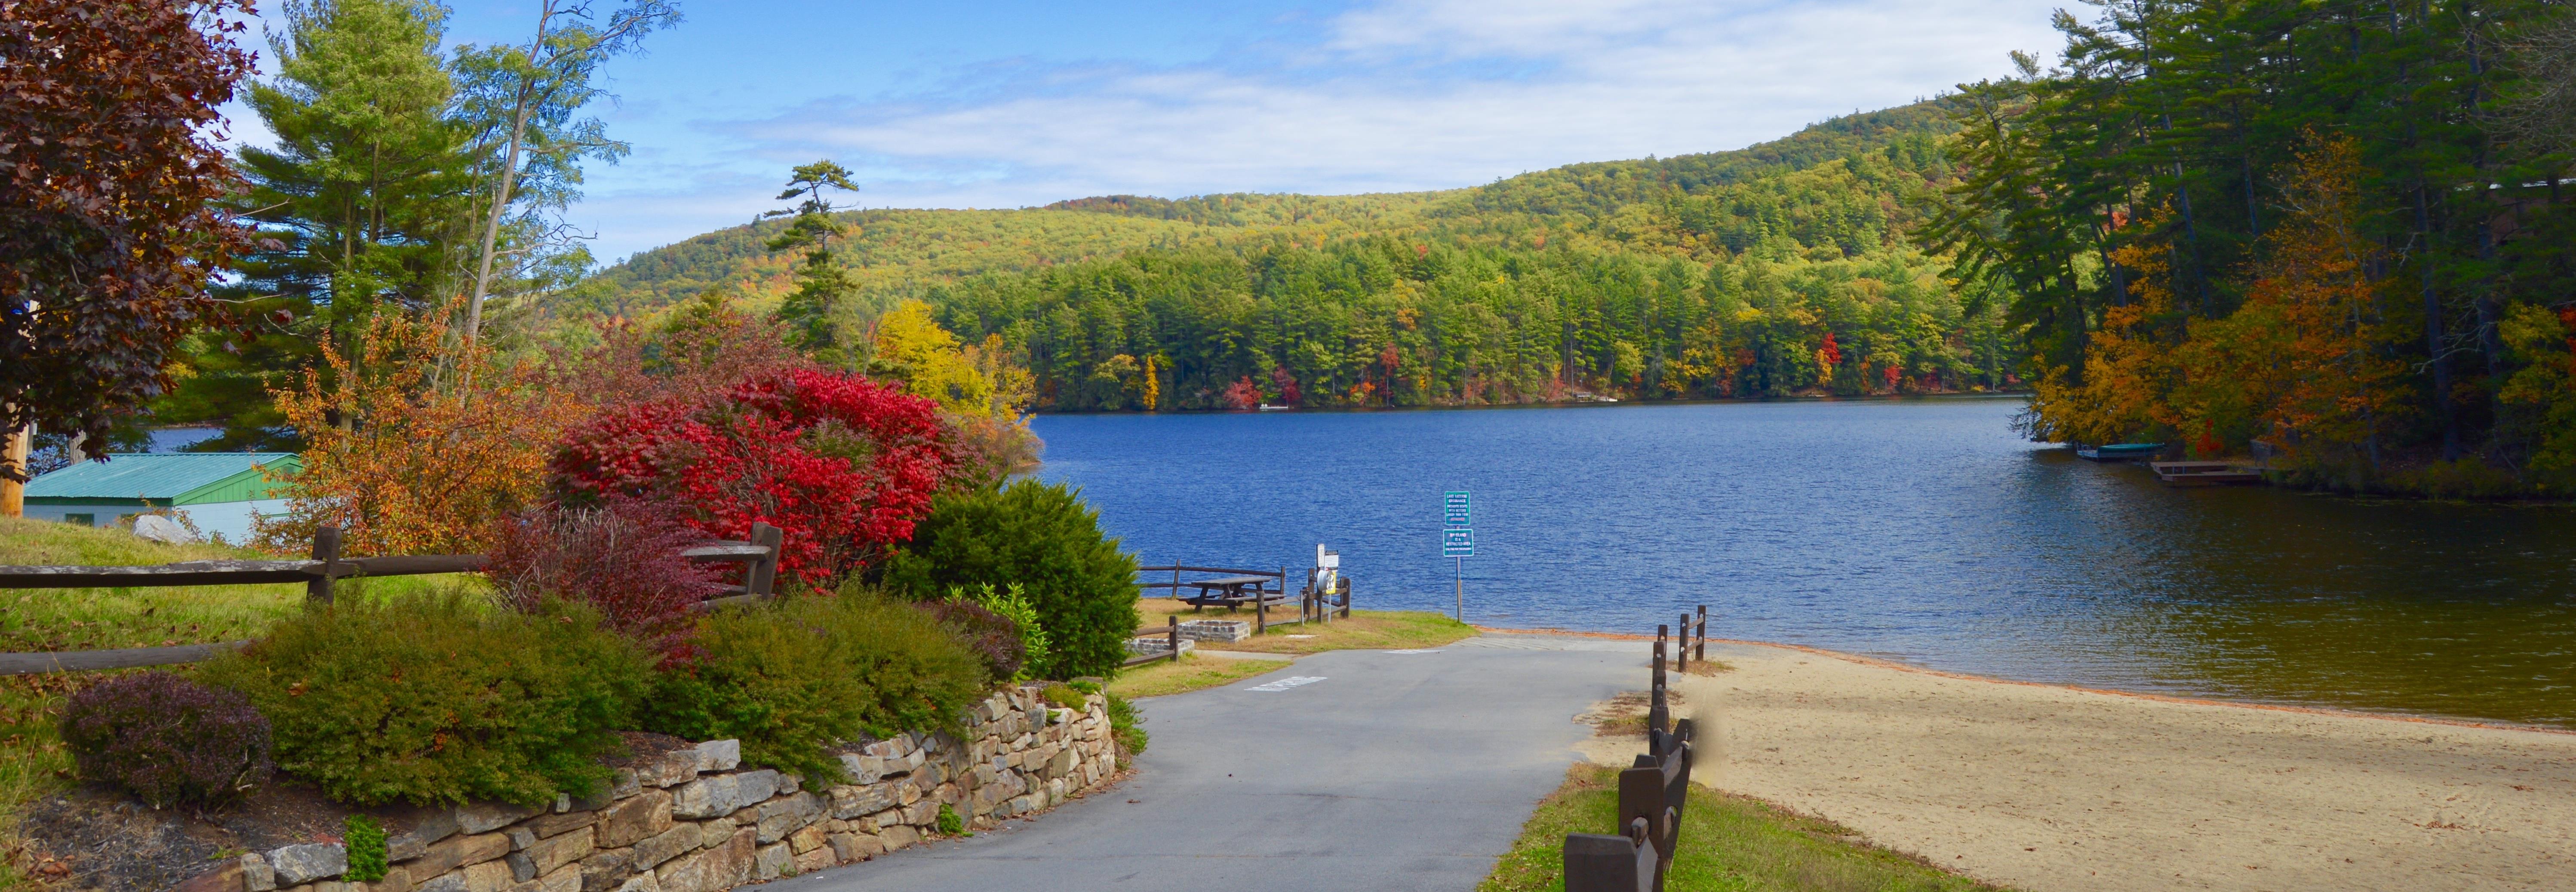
[760, 637, 1645, 891]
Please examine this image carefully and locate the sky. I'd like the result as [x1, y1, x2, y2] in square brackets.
[225, 0, 2069, 263]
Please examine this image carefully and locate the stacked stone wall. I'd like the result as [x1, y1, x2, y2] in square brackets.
[174, 687, 1120, 892]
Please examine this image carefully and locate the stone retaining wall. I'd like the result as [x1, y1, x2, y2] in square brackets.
[175, 686, 1120, 892]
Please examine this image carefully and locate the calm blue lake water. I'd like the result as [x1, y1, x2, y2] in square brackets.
[1033, 398, 2576, 726]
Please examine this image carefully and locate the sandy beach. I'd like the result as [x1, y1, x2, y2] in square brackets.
[1568, 637, 2576, 892]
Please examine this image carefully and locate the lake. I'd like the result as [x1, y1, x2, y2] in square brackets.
[1032, 398, 2576, 728]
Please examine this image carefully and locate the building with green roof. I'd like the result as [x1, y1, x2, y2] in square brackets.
[22, 453, 300, 544]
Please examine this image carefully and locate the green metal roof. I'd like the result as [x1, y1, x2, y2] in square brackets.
[23, 453, 299, 504]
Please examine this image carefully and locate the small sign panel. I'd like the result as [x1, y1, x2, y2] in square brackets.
[1443, 491, 1471, 526]
[1442, 527, 1474, 557]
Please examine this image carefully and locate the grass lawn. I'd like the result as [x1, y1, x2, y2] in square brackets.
[1106, 653, 1288, 699]
[0, 517, 474, 883]
[1137, 597, 1478, 655]
[1481, 765, 2014, 892]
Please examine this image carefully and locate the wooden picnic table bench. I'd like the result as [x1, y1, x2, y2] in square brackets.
[1179, 574, 1288, 610]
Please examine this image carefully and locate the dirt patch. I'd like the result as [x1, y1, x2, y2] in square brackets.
[1574, 689, 1685, 738]
[15, 778, 449, 891]
[21, 734, 683, 890]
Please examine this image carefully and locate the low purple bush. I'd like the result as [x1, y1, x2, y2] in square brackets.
[59, 671, 272, 808]
[913, 598, 1025, 682]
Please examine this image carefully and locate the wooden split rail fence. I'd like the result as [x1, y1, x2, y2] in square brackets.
[1565, 621, 1700, 892]
[0, 523, 783, 676]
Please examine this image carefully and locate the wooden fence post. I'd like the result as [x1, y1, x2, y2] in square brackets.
[745, 522, 782, 598]
[1677, 612, 1691, 674]
[1166, 616, 1180, 664]
[1649, 627, 1669, 750]
[1696, 605, 1708, 664]
[1563, 818, 1656, 892]
[306, 526, 341, 604]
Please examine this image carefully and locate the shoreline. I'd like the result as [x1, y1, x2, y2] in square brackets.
[1026, 391, 2029, 416]
[1475, 624, 2576, 738]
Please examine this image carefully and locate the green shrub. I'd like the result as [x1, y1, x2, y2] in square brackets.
[936, 803, 964, 836]
[642, 590, 988, 782]
[197, 594, 653, 807]
[882, 480, 1139, 678]
[951, 582, 1048, 681]
[343, 815, 388, 883]
[1105, 691, 1145, 755]
[1039, 683, 1086, 711]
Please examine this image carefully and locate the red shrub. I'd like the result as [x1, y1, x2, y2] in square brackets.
[1223, 376, 1263, 409]
[554, 369, 953, 584]
[483, 498, 722, 657]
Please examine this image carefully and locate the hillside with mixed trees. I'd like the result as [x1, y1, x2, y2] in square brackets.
[593, 100, 2013, 412]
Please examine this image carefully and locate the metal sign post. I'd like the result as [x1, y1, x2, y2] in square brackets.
[1442, 491, 1472, 622]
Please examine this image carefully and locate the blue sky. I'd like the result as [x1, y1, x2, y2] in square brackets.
[227, 0, 2066, 262]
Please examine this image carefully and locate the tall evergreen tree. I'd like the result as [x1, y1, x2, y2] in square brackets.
[162, 0, 468, 450]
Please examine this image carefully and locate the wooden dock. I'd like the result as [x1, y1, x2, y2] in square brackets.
[2149, 460, 2266, 486]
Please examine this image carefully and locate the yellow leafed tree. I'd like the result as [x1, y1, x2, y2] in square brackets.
[873, 300, 1032, 419]
[871, 300, 1041, 485]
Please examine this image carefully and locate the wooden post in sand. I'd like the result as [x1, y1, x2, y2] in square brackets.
[1696, 605, 1708, 663]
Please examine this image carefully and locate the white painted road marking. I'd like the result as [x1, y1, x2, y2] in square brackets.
[1247, 676, 1327, 692]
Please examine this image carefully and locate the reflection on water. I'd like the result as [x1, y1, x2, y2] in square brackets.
[1031, 398, 2576, 726]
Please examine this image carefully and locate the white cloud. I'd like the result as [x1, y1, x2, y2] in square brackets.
[577, 0, 2066, 259]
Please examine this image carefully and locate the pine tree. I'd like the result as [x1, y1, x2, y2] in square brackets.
[168, 0, 471, 450]
[763, 160, 862, 364]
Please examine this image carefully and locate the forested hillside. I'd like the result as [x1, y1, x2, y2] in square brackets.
[587, 192, 1447, 317]
[595, 100, 2011, 410]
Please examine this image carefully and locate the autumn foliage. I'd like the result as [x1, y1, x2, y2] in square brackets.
[483, 498, 722, 658]
[2023, 134, 2407, 469]
[553, 368, 954, 584]
[259, 311, 589, 555]
[0, 0, 255, 478]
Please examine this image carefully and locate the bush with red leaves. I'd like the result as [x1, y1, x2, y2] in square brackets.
[553, 368, 953, 584]
[60, 671, 272, 808]
[483, 498, 722, 658]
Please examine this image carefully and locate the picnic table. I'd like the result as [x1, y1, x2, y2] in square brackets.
[1179, 574, 1287, 610]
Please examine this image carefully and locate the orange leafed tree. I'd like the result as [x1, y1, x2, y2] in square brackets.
[2029, 225, 2188, 448]
[2179, 133, 2407, 467]
[257, 311, 589, 555]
